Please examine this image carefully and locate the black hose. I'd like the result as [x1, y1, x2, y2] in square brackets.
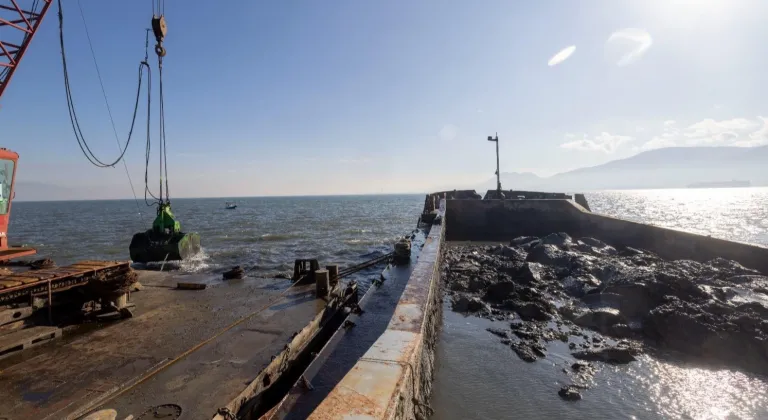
[57, 0, 144, 168]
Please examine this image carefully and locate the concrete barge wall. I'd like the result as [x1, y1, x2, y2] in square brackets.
[445, 198, 768, 273]
[299, 223, 445, 419]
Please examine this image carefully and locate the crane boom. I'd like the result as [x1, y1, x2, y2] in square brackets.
[0, 0, 53, 100]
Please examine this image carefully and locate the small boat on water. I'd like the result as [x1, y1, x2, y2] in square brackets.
[225, 201, 237, 209]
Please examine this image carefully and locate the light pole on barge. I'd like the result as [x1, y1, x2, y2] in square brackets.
[487, 133, 502, 198]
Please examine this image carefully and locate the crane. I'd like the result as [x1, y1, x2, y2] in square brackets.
[0, 0, 200, 263]
[0, 0, 51, 99]
[0, 0, 52, 261]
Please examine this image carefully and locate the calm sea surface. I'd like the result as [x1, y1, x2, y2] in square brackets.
[9, 188, 768, 420]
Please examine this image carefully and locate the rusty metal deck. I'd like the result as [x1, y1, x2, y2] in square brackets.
[0, 326, 61, 357]
[0, 260, 129, 303]
[0, 270, 345, 420]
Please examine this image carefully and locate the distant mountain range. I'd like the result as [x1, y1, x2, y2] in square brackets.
[12, 146, 768, 201]
[477, 145, 768, 192]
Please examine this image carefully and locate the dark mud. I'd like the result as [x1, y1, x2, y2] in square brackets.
[442, 233, 768, 399]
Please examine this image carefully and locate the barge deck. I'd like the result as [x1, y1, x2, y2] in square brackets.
[0, 269, 353, 420]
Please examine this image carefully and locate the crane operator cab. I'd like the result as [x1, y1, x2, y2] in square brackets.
[0, 165, 10, 215]
[0, 149, 37, 261]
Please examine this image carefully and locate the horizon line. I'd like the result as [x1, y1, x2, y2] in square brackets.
[12, 192, 431, 203]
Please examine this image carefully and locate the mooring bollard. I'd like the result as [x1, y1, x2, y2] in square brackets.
[326, 265, 339, 289]
[114, 293, 128, 309]
[315, 269, 329, 298]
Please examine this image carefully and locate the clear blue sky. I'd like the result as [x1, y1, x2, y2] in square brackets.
[2, 0, 767, 198]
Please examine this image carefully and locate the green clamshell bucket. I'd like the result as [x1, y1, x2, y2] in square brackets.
[129, 230, 201, 263]
[129, 202, 201, 263]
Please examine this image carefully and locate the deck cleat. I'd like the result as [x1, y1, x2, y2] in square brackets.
[393, 237, 412, 265]
[129, 202, 200, 263]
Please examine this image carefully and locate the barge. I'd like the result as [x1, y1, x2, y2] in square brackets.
[263, 189, 768, 419]
[2, 189, 767, 419]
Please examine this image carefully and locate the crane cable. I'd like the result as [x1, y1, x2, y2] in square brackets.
[139, 29, 161, 208]
[57, 0, 143, 169]
[142, 0, 171, 206]
[74, 0, 144, 220]
[151, 0, 170, 205]
[57, 0, 172, 210]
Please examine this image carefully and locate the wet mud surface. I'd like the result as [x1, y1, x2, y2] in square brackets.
[442, 233, 768, 401]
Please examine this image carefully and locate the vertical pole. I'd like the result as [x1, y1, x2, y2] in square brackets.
[47, 279, 52, 325]
[326, 265, 339, 289]
[495, 132, 501, 198]
[315, 269, 329, 298]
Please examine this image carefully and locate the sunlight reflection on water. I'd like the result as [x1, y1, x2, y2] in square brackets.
[587, 188, 768, 246]
[626, 356, 768, 420]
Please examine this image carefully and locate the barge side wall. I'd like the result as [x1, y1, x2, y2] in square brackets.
[306, 223, 444, 419]
[445, 199, 768, 274]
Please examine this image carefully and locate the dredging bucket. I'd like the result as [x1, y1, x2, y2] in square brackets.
[129, 230, 201, 263]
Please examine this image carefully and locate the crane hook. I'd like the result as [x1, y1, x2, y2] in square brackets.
[151, 14, 167, 57]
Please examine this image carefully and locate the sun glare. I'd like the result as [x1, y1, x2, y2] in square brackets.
[647, 0, 735, 28]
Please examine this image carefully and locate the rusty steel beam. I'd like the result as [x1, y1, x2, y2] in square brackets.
[0, 260, 130, 304]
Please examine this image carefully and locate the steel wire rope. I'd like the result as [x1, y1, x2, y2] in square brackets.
[75, 0, 144, 221]
[140, 29, 162, 207]
[148, 0, 169, 205]
[158, 61, 169, 202]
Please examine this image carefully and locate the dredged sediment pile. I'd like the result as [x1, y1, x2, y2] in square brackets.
[442, 233, 768, 399]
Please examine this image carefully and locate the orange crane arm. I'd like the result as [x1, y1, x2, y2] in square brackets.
[0, 0, 53, 100]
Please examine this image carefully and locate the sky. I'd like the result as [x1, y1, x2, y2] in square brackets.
[2, 0, 768, 199]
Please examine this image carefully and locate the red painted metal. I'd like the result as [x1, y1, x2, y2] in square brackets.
[0, 148, 18, 249]
[0, 0, 53, 100]
[0, 147, 35, 261]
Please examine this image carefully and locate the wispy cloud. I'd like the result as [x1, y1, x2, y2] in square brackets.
[547, 45, 576, 67]
[639, 117, 768, 150]
[560, 132, 634, 153]
[606, 28, 652, 66]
